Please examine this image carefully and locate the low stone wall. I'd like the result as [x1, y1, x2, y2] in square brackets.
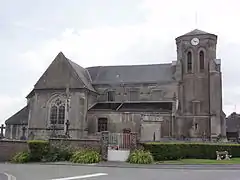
[0, 138, 101, 162]
[0, 140, 28, 161]
[49, 138, 101, 151]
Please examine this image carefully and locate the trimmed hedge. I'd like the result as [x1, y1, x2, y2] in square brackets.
[142, 142, 240, 161]
[28, 140, 50, 161]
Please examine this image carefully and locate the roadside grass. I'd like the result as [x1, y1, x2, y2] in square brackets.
[156, 158, 240, 164]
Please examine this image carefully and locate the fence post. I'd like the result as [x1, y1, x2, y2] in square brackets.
[101, 131, 109, 161]
[130, 132, 137, 151]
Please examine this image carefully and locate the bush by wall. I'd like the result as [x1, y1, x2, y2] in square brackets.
[11, 151, 30, 163]
[142, 142, 240, 161]
[44, 143, 74, 162]
[27, 140, 49, 161]
[70, 149, 101, 164]
[127, 150, 154, 164]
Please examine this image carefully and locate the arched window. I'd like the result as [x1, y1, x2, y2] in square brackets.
[49, 97, 65, 125]
[50, 106, 58, 124]
[199, 51, 204, 71]
[187, 51, 192, 73]
[58, 105, 65, 124]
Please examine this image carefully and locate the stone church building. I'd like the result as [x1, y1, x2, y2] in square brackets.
[5, 29, 226, 141]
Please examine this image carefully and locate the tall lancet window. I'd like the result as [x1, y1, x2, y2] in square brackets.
[49, 97, 65, 125]
[187, 51, 192, 73]
[199, 50, 204, 71]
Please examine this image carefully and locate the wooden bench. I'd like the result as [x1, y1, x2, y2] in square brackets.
[216, 151, 232, 160]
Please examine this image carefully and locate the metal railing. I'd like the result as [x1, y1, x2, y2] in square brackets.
[108, 133, 131, 150]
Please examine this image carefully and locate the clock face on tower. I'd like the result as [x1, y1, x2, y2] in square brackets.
[191, 37, 199, 46]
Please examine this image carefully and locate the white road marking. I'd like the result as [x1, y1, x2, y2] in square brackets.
[50, 173, 108, 180]
[4, 173, 16, 180]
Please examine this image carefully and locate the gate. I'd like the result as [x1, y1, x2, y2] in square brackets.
[108, 133, 131, 150]
[107, 132, 132, 162]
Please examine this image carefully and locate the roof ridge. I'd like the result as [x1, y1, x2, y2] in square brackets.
[86, 63, 172, 69]
[65, 58, 91, 88]
[65, 56, 96, 92]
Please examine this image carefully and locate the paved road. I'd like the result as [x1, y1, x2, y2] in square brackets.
[1, 163, 240, 180]
[0, 173, 7, 180]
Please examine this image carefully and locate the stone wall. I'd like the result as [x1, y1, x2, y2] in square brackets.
[87, 111, 172, 141]
[49, 138, 101, 151]
[5, 124, 27, 140]
[0, 138, 101, 162]
[0, 140, 28, 161]
[94, 82, 177, 102]
[27, 90, 88, 140]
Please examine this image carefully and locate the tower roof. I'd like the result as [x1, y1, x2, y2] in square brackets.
[176, 29, 217, 40]
[183, 29, 210, 36]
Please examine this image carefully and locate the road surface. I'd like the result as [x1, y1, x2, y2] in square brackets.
[0, 173, 7, 180]
[1, 163, 240, 180]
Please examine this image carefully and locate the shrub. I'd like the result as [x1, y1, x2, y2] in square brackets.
[70, 149, 101, 164]
[11, 151, 30, 163]
[127, 150, 154, 164]
[44, 144, 74, 162]
[142, 142, 240, 161]
[27, 140, 49, 161]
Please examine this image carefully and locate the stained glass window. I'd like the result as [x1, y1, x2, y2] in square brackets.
[49, 97, 65, 125]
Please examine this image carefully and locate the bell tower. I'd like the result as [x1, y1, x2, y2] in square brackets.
[175, 29, 225, 139]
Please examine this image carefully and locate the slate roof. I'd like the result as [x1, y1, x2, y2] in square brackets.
[226, 112, 240, 132]
[27, 52, 176, 96]
[183, 29, 210, 36]
[32, 52, 96, 93]
[5, 105, 29, 125]
[66, 56, 95, 92]
[176, 29, 217, 39]
[86, 63, 175, 84]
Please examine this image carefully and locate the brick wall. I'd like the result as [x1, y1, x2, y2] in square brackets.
[0, 140, 28, 161]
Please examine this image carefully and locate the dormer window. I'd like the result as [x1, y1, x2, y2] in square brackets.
[187, 51, 192, 73]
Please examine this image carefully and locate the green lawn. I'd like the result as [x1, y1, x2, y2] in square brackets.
[156, 158, 240, 164]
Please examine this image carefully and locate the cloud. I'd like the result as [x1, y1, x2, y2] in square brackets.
[2, 0, 240, 123]
[18, 24, 174, 71]
[0, 95, 25, 125]
[13, 21, 46, 32]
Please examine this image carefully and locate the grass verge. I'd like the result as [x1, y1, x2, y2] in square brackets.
[156, 158, 240, 164]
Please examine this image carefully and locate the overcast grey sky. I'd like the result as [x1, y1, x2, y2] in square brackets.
[0, 0, 240, 124]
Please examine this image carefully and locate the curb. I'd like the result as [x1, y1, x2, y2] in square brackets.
[34, 162, 240, 170]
